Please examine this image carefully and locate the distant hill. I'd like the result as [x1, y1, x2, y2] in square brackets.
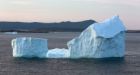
[0, 20, 96, 32]
[126, 30, 140, 33]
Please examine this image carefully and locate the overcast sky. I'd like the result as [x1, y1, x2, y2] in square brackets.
[0, 0, 140, 30]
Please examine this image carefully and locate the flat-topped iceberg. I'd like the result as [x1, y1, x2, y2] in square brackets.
[47, 48, 70, 58]
[11, 37, 48, 58]
[67, 16, 126, 58]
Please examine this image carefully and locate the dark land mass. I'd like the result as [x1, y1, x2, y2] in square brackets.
[0, 20, 139, 33]
[0, 32, 140, 75]
[0, 20, 96, 32]
[126, 30, 140, 33]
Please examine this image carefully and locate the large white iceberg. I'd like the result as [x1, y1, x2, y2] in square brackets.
[47, 48, 70, 58]
[11, 37, 48, 58]
[67, 16, 126, 58]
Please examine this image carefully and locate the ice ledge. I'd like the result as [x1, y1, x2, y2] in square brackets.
[47, 48, 70, 58]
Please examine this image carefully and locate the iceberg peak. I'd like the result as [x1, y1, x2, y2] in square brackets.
[92, 15, 126, 38]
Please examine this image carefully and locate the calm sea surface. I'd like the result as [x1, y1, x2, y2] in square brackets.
[0, 32, 140, 75]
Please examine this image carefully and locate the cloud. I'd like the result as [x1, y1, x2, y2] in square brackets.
[10, 0, 33, 5]
[72, 0, 140, 6]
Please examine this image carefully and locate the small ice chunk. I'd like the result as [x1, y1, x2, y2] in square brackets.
[11, 37, 48, 58]
[47, 48, 70, 58]
[4, 32, 18, 34]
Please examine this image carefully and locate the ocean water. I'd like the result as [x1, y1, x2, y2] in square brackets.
[0, 32, 140, 75]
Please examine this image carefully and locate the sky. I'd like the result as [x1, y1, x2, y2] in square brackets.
[0, 0, 140, 30]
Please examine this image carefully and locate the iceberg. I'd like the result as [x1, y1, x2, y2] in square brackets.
[67, 16, 126, 58]
[11, 37, 48, 58]
[47, 48, 70, 58]
[4, 32, 18, 34]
